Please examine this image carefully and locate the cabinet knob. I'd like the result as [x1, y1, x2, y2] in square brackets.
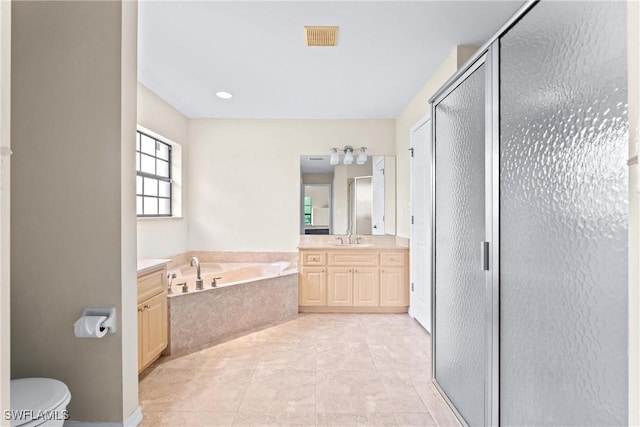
[144, 304, 151, 309]
[138, 307, 144, 312]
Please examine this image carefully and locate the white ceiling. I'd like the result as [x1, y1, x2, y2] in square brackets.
[138, 1, 524, 119]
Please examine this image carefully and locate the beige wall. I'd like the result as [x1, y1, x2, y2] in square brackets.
[137, 83, 189, 259]
[0, 0, 9, 416]
[629, 1, 639, 423]
[11, 1, 137, 423]
[187, 119, 395, 252]
[302, 173, 333, 185]
[394, 45, 477, 238]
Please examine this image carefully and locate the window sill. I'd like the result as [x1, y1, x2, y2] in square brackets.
[137, 216, 184, 221]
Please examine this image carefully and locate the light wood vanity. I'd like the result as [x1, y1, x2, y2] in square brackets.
[298, 246, 409, 313]
[137, 260, 169, 373]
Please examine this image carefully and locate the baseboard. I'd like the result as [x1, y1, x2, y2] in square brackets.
[65, 406, 142, 427]
[299, 306, 408, 313]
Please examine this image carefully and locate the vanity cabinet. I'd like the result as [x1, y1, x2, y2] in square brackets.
[137, 266, 168, 373]
[299, 248, 408, 313]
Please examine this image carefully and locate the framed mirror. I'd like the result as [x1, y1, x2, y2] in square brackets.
[300, 155, 396, 235]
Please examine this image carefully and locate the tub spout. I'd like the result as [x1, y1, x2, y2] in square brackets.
[191, 256, 204, 290]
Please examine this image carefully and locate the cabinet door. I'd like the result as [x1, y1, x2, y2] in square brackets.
[353, 267, 379, 307]
[327, 267, 353, 306]
[142, 292, 168, 367]
[300, 267, 326, 306]
[380, 267, 408, 306]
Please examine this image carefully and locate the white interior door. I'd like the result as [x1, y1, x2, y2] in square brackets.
[410, 117, 431, 332]
[372, 157, 385, 235]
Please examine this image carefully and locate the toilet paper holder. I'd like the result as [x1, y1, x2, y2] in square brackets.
[76, 307, 117, 335]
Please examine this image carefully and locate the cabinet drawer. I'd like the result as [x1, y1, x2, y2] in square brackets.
[328, 251, 378, 266]
[380, 252, 406, 267]
[301, 251, 326, 266]
[138, 269, 166, 303]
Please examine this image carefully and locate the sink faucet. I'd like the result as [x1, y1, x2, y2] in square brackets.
[346, 227, 352, 245]
[191, 257, 203, 290]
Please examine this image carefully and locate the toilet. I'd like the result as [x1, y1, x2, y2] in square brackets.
[10, 378, 71, 427]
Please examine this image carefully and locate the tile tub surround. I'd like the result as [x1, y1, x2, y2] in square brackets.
[167, 273, 299, 356]
[139, 313, 459, 427]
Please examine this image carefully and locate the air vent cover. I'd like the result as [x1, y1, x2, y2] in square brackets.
[304, 26, 338, 47]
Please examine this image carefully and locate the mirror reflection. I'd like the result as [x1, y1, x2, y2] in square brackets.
[300, 155, 396, 236]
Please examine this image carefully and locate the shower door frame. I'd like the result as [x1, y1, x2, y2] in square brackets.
[429, 1, 538, 425]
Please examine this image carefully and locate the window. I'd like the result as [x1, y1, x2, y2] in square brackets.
[304, 197, 312, 224]
[136, 131, 172, 217]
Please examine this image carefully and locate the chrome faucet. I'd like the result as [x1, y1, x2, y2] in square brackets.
[346, 227, 353, 245]
[191, 257, 203, 290]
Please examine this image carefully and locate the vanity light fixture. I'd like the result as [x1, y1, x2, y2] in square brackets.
[356, 147, 367, 165]
[330, 148, 339, 165]
[343, 146, 354, 165]
[329, 146, 368, 165]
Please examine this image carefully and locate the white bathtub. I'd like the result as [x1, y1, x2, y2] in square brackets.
[167, 261, 295, 295]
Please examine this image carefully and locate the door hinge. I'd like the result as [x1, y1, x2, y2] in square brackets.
[409, 147, 414, 158]
[411, 282, 414, 292]
[411, 215, 414, 225]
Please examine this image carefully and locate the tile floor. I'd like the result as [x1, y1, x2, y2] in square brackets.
[139, 313, 460, 427]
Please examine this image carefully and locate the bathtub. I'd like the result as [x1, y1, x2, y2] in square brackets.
[168, 261, 294, 294]
[164, 261, 299, 355]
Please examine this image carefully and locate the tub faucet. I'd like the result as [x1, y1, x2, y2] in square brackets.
[191, 257, 203, 290]
[167, 272, 177, 294]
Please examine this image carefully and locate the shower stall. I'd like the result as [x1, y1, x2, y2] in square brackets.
[430, 1, 628, 425]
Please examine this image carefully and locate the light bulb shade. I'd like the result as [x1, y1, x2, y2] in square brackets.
[356, 147, 367, 165]
[329, 148, 339, 165]
[343, 147, 354, 165]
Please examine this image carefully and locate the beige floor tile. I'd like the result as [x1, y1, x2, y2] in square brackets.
[394, 412, 438, 427]
[255, 324, 318, 343]
[257, 341, 317, 370]
[315, 322, 367, 343]
[378, 370, 429, 413]
[369, 343, 430, 370]
[430, 410, 462, 427]
[139, 411, 159, 427]
[162, 368, 254, 412]
[413, 380, 450, 413]
[198, 342, 266, 370]
[154, 411, 236, 426]
[315, 314, 363, 324]
[317, 341, 376, 371]
[316, 370, 392, 414]
[139, 368, 195, 406]
[316, 412, 398, 427]
[238, 369, 316, 414]
[138, 314, 459, 427]
[233, 412, 316, 426]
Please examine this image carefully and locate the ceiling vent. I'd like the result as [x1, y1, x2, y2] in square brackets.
[304, 26, 338, 47]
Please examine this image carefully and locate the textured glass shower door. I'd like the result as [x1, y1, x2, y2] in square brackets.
[433, 60, 486, 426]
[499, 1, 628, 425]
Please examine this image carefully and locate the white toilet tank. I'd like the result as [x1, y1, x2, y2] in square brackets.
[9, 378, 71, 427]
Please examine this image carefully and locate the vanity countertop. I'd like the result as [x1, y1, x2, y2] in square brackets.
[298, 242, 408, 250]
[137, 258, 172, 277]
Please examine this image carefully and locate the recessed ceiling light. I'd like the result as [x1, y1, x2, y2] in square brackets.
[216, 91, 232, 99]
